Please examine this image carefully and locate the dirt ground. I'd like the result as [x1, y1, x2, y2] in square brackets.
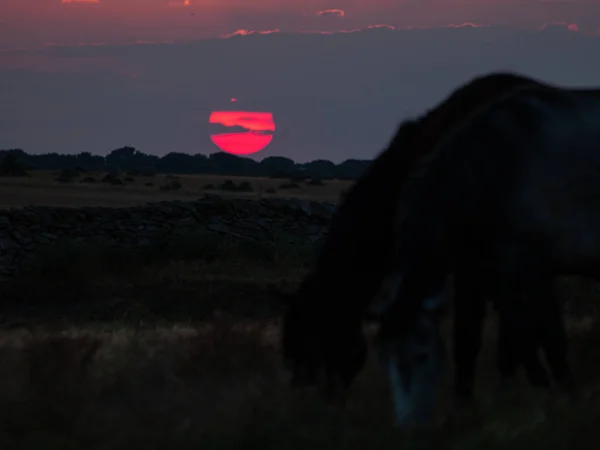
[0, 170, 350, 207]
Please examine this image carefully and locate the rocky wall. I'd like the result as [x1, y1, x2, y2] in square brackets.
[0, 194, 337, 280]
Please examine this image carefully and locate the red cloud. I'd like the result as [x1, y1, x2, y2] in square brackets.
[221, 29, 280, 38]
[209, 111, 275, 133]
[310, 24, 396, 35]
[61, 0, 100, 3]
[316, 9, 345, 18]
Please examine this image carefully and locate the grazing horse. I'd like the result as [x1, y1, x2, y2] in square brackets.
[282, 71, 579, 405]
[377, 84, 600, 426]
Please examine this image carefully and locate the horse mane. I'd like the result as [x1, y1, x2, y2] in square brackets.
[392, 73, 580, 234]
[298, 71, 558, 307]
[402, 73, 600, 192]
[299, 119, 421, 299]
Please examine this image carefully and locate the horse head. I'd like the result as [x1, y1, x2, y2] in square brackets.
[373, 266, 451, 427]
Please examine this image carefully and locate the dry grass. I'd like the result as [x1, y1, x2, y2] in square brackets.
[2, 314, 600, 450]
[0, 170, 351, 207]
[2, 235, 600, 449]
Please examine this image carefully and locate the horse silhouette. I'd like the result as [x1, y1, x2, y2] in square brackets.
[377, 83, 600, 425]
[282, 72, 600, 426]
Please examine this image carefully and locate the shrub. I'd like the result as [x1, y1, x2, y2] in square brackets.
[102, 173, 119, 183]
[55, 168, 79, 183]
[159, 180, 182, 191]
[220, 180, 237, 191]
[219, 180, 253, 193]
[237, 181, 253, 192]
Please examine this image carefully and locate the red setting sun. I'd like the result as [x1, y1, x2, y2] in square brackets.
[208, 111, 275, 156]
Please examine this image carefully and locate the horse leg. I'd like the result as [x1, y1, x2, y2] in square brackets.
[497, 313, 549, 386]
[511, 277, 571, 390]
[452, 269, 486, 400]
[497, 315, 520, 380]
[451, 263, 546, 399]
[493, 276, 551, 388]
[534, 279, 573, 392]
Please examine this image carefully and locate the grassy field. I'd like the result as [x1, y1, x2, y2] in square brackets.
[0, 170, 351, 207]
[2, 177, 600, 449]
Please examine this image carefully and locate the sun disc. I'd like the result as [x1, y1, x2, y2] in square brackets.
[208, 110, 275, 155]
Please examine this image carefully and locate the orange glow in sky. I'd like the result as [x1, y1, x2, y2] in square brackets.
[209, 111, 275, 155]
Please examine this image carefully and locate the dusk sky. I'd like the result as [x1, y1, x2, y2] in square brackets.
[2, 0, 600, 162]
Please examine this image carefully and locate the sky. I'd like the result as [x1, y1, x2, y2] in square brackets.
[2, 0, 600, 162]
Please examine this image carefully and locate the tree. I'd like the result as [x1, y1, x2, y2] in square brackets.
[302, 159, 337, 180]
[0, 153, 27, 176]
[259, 156, 297, 177]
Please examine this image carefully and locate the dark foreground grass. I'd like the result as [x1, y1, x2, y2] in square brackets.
[1, 234, 600, 449]
[2, 319, 600, 450]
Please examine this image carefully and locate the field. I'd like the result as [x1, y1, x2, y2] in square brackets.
[0, 170, 350, 208]
[2, 171, 600, 449]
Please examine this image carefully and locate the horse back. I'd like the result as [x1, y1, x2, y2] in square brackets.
[406, 86, 600, 271]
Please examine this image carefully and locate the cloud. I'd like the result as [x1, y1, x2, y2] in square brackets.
[540, 21, 580, 32]
[221, 29, 281, 38]
[445, 22, 487, 29]
[316, 9, 345, 18]
[61, 0, 100, 3]
[209, 111, 275, 133]
[218, 21, 595, 40]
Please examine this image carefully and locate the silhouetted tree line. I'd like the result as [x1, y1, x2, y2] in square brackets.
[0, 147, 371, 180]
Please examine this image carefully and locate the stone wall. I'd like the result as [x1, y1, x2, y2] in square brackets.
[0, 194, 337, 280]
